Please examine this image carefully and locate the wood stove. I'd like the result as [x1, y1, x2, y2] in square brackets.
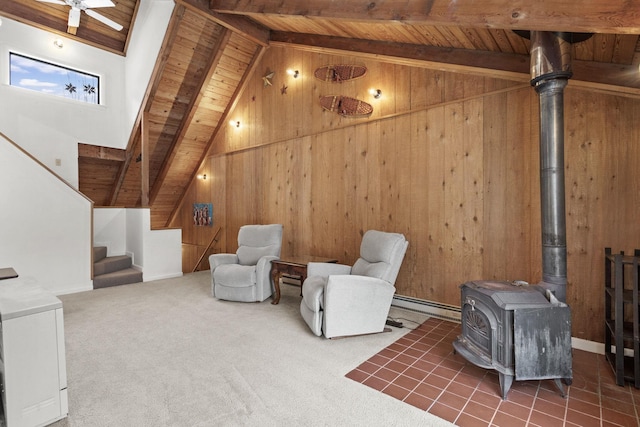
[451, 31, 593, 400]
[453, 280, 572, 399]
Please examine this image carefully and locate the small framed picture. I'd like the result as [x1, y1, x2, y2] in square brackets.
[193, 203, 213, 226]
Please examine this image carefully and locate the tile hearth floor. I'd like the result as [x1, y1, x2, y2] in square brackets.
[346, 318, 640, 427]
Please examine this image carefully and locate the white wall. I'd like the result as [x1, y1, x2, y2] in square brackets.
[0, 133, 93, 295]
[95, 207, 182, 282]
[94, 208, 127, 256]
[0, 0, 174, 187]
[125, 208, 145, 266]
[142, 228, 183, 281]
[130, 209, 182, 282]
[124, 0, 175, 131]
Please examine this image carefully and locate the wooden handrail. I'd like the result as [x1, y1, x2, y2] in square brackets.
[192, 226, 222, 272]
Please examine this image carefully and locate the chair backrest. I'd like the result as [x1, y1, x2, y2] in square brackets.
[236, 224, 283, 265]
[351, 230, 408, 284]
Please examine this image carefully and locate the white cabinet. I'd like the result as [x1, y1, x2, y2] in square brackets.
[0, 279, 68, 427]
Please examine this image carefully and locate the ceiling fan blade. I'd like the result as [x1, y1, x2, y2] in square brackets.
[36, 0, 67, 4]
[84, 9, 123, 31]
[68, 7, 81, 27]
[83, 0, 116, 8]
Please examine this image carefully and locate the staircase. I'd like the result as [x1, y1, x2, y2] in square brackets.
[93, 246, 143, 289]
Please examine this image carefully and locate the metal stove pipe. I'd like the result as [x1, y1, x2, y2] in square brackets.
[530, 31, 572, 303]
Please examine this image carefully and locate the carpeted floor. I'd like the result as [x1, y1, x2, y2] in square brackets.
[44, 271, 453, 427]
[346, 318, 640, 427]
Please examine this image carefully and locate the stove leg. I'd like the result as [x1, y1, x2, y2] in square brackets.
[553, 378, 568, 398]
[499, 373, 513, 400]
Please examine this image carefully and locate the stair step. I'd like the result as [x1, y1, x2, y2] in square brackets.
[94, 255, 132, 276]
[93, 268, 142, 289]
[93, 246, 107, 263]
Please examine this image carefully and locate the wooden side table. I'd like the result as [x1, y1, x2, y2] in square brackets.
[270, 256, 338, 305]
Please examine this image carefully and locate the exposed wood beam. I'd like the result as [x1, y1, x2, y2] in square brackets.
[178, 0, 270, 46]
[270, 31, 640, 94]
[149, 28, 234, 206]
[78, 144, 126, 161]
[109, 6, 186, 205]
[271, 31, 528, 79]
[141, 112, 149, 207]
[211, 0, 640, 34]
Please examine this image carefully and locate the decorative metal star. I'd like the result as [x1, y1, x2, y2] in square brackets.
[280, 84, 288, 94]
[263, 71, 275, 87]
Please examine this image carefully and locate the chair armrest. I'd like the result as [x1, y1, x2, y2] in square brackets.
[257, 255, 279, 278]
[307, 262, 351, 278]
[209, 253, 239, 271]
[248, 255, 278, 301]
[323, 275, 396, 338]
[301, 275, 327, 311]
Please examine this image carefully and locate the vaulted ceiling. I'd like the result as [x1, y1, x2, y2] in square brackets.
[2, 0, 639, 228]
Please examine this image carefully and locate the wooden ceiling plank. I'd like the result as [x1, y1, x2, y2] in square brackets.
[473, 27, 501, 52]
[149, 27, 233, 206]
[443, 25, 476, 50]
[488, 29, 518, 53]
[110, 5, 188, 206]
[166, 40, 268, 227]
[410, 25, 447, 47]
[460, 27, 492, 51]
[573, 36, 595, 62]
[611, 35, 640, 65]
[210, 0, 640, 34]
[592, 34, 616, 63]
[427, 26, 453, 47]
[504, 30, 530, 55]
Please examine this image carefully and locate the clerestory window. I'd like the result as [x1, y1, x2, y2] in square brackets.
[9, 52, 100, 105]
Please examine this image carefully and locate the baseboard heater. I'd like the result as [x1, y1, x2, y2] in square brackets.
[392, 295, 607, 355]
[392, 295, 461, 322]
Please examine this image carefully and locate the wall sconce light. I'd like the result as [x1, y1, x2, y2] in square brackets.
[53, 39, 64, 49]
[230, 120, 240, 128]
[287, 69, 299, 78]
[198, 173, 207, 180]
[370, 89, 382, 99]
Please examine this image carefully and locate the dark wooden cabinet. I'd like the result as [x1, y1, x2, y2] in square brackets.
[604, 248, 640, 388]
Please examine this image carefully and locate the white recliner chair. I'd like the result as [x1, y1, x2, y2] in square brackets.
[209, 224, 283, 302]
[300, 230, 408, 338]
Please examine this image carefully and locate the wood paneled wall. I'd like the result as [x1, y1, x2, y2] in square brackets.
[174, 46, 640, 343]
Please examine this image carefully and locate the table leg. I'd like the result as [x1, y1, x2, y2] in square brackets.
[271, 265, 281, 305]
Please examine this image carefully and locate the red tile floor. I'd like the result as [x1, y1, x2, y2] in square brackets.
[346, 318, 640, 426]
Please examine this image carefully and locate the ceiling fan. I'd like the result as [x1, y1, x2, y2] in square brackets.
[36, 0, 123, 35]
